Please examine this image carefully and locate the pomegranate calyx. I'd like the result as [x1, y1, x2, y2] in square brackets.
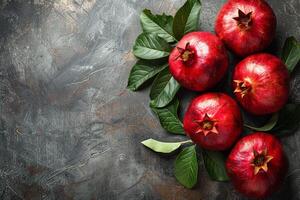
[234, 80, 251, 98]
[252, 149, 273, 175]
[233, 9, 252, 30]
[175, 42, 194, 62]
[194, 114, 219, 136]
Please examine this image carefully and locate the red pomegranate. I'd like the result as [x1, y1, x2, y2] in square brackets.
[226, 132, 287, 199]
[215, 0, 276, 57]
[232, 53, 289, 115]
[168, 32, 229, 91]
[183, 93, 242, 150]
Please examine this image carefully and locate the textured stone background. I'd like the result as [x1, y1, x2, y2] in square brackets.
[0, 0, 300, 199]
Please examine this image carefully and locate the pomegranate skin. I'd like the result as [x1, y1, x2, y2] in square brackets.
[226, 132, 287, 199]
[232, 53, 289, 115]
[183, 93, 242, 150]
[215, 0, 276, 57]
[169, 32, 229, 91]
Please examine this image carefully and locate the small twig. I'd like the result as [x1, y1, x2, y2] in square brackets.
[15, 128, 22, 135]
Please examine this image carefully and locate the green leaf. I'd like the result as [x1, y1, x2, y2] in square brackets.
[152, 98, 185, 134]
[133, 33, 171, 60]
[244, 113, 279, 132]
[173, 0, 201, 40]
[150, 67, 172, 99]
[273, 104, 300, 136]
[150, 68, 180, 108]
[141, 139, 182, 153]
[202, 150, 229, 182]
[150, 78, 180, 108]
[140, 9, 176, 43]
[175, 145, 198, 188]
[127, 61, 167, 91]
[281, 37, 300, 73]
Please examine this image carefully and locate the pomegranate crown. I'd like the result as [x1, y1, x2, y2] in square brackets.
[251, 149, 273, 175]
[233, 9, 253, 30]
[194, 114, 219, 136]
[175, 42, 195, 62]
[233, 79, 252, 98]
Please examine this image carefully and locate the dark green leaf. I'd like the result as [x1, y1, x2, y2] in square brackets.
[140, 9, 176, 43]
[281, 37, 300, 73]
[133, 33, 171, 60]
[175, 145, 198, 188]
[150, 67, 172, 99]
[202, 150, 229, 182]
[273, 104, 300, 136]
[150, 68, 180, 108]
[243, 127, 253, 135]
[127, 61, 167, 91]
[244, 113, 279, 132]
[150, 78, 180, 108]
[152, 98, 185, 134]
[173, 0, 201, 40]
[141, 138, 181, 153]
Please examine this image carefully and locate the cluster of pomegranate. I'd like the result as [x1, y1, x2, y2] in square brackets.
[170, 0, 289, 198]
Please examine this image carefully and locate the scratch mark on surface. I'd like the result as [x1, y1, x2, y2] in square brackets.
[142, 102, 155, 118]
[287, 168, 300, 178]
[77, 147, 111, 168]
[67, 67, 109, 86]
[39, 147, 111, 186]
[41, 164, 80, 185]
[284, 1, 300, 18]
[7, 184, 24, 200]
[117, 171, 147, 196]
[158, 0, 164, 11]
[0, 188, 5, 199]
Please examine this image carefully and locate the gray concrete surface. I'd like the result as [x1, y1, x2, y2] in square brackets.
[0, 0, 300, 199]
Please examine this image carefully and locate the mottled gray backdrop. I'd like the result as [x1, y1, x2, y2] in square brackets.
[0, 0, 300, 199]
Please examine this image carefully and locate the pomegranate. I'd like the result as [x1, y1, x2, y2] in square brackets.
[232, 53, 289, 115]
[215, 0, 276, 57]
[226, 132, 287, 198]
[183, 93, 242, 150]
[168, 32, 229, 91]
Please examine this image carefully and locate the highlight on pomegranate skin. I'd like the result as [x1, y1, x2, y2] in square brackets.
[232, 53, 290, 115]
[215, 0, 276, 57]
[183, 93, 242, 150]
[168, 32, 229, 91]
[226, 132, 287, 199]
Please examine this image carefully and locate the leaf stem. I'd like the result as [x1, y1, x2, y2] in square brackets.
[243, 113, 279, 132]
[180, 140, 193, 144]
[243, 124, 254, 129]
